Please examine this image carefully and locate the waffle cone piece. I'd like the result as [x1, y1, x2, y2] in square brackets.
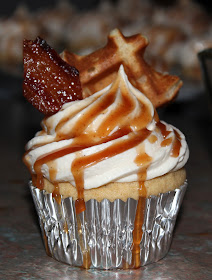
[62, 29, 182, 107]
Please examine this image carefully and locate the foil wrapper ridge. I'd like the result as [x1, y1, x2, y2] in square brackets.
[29, 181, 187, 269]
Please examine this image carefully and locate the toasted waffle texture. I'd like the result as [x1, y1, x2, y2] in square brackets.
[62, 29, 182, 108]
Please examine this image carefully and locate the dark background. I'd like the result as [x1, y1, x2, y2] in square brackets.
[0, 0, 211, 16]
[1, 0, 101, 15]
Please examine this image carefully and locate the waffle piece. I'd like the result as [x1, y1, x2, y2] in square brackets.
[62, 29, 182, 108]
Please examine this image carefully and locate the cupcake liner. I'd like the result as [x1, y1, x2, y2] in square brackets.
[29, 180, 187, 269]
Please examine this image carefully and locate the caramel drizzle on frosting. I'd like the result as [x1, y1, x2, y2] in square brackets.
[157, 121, 181, 157]
[25, 67, 182, 268]
[71, 129, 151, 214]
[31, 67, 154, 204]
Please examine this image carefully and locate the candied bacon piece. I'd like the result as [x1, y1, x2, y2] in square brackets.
[23, 37, 82, 115]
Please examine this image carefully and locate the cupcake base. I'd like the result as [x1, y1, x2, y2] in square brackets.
[29, 181, 187, 269]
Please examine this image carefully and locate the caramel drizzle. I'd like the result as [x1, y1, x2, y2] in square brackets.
[55, 70, 151, 140]
[31, 72, 153, 213]
[131, 185, 147, 268]
[76, 215, 91, 269]
[129, 121, 182, 268]
[130, 144, 151, 268]
[157, 121, 182, 158]
[71, 129, 151, 212]
[171, 129, 181, 158]
[26, 72, 183, 269]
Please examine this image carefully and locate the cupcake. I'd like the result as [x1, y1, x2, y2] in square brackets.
[23, 31, 189, 269]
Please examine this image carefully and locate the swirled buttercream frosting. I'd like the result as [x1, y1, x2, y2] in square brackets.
[24, 66, 189, 197]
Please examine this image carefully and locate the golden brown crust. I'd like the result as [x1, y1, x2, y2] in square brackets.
[61, 29, 182, 108]
[42, 168, 186, 202]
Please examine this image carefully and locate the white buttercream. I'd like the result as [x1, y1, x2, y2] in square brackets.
[24, 66, 189, 189]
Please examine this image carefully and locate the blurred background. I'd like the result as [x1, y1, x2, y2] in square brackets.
[0, 0, 211, 129]
[0, 0, 211, 111]
[0, 0, 211, 86]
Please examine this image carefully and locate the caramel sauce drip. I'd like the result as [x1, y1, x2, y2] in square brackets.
[172, 129, 181, 157]
[130, 145, 151, 268]
[29, 102, 181, 270]
[148, 134, 157, 144]
[157, 121, 181, 157]
[96, 81, 152, 137]
[67, 88, 116, 139]
[71, 129, 151, 213]
[71, 131, 151, 175]
[128, 122, 181, 268]
[156, 121, 171, 139]
[32, 127, 134, 213]
[52, 183, 61, 204]
[76, 215, 91, 269]
[53, 70, 152, 141]
[161, 137, 172, 147]
[32, 72, 153, 217]
[131, 184, 147, 268]
[63, 221, 69, 234]
[75, 198, 86, 215]
[25, 67, 184, 269]
[122, 259, 129, 270]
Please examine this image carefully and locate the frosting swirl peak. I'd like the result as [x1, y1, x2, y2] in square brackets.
[24, 66, 189, 197]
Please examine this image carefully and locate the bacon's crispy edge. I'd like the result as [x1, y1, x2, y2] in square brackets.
[23, 37, 82, 115]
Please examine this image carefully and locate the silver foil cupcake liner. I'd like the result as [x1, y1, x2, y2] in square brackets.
[29, 181, 187, 269]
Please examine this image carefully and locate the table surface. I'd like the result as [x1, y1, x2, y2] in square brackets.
[0, 74, 212, 280]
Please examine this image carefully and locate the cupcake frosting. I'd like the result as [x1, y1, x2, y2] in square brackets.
[24, 65, 189, 190]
